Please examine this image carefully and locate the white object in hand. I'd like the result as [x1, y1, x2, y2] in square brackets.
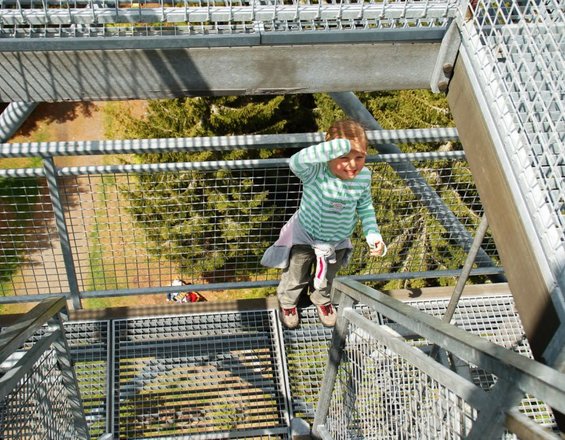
[366, 233, 387, 256]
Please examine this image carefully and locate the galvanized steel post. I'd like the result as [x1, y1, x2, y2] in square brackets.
[311, 289, 355, 439]
[43, 156, 82, 309]
[0, 102, 37, 143]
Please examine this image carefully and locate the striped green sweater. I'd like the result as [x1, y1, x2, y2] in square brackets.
[290, 139, 380, 242]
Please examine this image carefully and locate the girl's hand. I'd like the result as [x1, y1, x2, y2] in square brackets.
[366, 233, 388, 257]
[370, 241, 386, 257]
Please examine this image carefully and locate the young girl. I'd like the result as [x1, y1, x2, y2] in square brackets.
[261, 119, 386, 329]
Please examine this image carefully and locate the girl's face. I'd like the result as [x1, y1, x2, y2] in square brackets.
[328, 140, 367, 180]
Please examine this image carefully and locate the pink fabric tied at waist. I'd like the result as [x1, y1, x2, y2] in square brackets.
[260, 211, 352, 271]
[312, 243, 336, 290]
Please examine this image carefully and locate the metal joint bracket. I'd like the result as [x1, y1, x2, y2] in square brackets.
[543, 319, 565, 373]
[430, 20, 461, 93]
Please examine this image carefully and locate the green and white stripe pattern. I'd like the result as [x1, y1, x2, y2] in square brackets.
[290, 139, 380, 242]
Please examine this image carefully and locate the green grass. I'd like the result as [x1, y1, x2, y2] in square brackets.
[0, 156, 43, 170]
[103, 102, 129, 140]
[232, 287, 274, 300]
[84, 175, 120, 308]
[0, 170, 43, 296]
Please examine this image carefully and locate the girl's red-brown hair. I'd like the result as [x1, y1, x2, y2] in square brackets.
[325, 119, 368, 152]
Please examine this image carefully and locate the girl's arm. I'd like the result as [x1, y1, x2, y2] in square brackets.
[358, 187, 388, 256]
[289, 139, 351, 183]
[357, 187, 379, 237]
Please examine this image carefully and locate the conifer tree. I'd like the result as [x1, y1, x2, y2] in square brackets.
[313, 92, 493, 289]
[117, 95, 316, 280]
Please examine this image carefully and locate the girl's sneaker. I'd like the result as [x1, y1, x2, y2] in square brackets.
[280, 307, 299, 329]
[316, 303, 336, 327]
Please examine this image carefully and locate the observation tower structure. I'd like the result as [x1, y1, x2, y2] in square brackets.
[0, 0, 564, 438]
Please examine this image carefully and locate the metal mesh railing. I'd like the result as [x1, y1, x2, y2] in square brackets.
[313, 279, 564, 439]
[0, 0, 456, 39]
[456, 0, 564, 309]
[283, 295, 557, 432]
[3, 290, 554, 438]
[0, 145, 502, 302]
[0, 176, 69, 294]
[327, 325, 477, 439]
[0, 348, 84, 440]
[0, 298, 91, 440]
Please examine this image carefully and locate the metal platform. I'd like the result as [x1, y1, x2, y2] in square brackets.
[59, 289, 556, 438]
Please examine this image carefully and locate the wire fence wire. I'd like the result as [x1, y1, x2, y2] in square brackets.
[0, 152, 501, 299]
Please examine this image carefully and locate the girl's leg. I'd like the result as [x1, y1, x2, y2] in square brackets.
[309, 248, 348, 306]
[277, 245, 315, 308]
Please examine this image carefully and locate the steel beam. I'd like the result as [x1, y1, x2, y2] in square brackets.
[43, 157, 82, 310]
[0, 128, 460, 158]
[0, 102, 38, 143]
[447, 51, 562, 364]
[447, 50, 565, 429]
[0, 41, 441, 101]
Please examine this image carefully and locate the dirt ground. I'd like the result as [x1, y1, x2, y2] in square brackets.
[4, 101, 252, 312]
[9, 101, 146, 143]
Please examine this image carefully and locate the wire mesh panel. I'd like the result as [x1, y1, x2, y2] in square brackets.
[56, 166, 302, 292]
[287, 294, 558, 436]
[316, 286, 562, 439]
[282, 307, 334, 420]
[407, 296, 529, 350]
[405, 295, 558, 431]
[0, 300, 89, 440]
[59, 172, 178, 293]
[0, 153, 498, 297]
[458, 0, 564, 295]
[112, 310, 289, 438]
[326, 324, 477, 439]
[65, 321, 110, 439]
[0, 347, 84, 440]
[0, 175, 69, 296]
[363, 158, 500, 286]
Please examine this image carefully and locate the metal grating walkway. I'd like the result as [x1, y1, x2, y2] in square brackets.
[64, 292, 556, 438]
[67, 310, 291, 439]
